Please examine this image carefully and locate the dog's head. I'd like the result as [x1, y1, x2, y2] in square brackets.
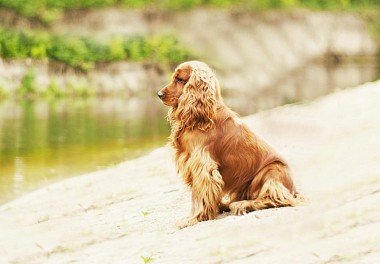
[158, 61, 221, 131]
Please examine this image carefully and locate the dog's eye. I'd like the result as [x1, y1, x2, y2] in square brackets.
[175, 77, 186, 84]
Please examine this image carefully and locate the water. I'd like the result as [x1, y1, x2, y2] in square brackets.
[0, 97, 169, 204]
[0, 57, 379, 204]
[225, 56, 380, 115]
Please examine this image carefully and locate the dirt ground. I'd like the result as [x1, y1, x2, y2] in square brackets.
[0, 80, 379, 264]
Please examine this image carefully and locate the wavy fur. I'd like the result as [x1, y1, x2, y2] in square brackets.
[158, 61, 303, 228]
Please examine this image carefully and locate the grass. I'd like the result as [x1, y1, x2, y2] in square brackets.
[0, 0, 379, 24]
[141, 210, 150, 218]
[141, 255, 154, 263]
[0, 28, 193, 71]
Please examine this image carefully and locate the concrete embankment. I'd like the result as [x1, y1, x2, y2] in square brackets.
[0, 10, 377, 96]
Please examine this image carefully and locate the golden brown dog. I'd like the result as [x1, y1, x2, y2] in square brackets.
[158, 61, 302, 228]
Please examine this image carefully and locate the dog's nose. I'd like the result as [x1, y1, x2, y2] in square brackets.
[157, 91, 165, 99]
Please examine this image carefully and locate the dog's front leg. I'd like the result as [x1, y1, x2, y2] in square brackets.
[177, 147, 224, 229]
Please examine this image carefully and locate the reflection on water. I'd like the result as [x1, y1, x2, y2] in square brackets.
[13, 157, 24, 196]
[0, 57, 379, 204]
[225, 57, 379, 115]
[0, 97, 169, 204]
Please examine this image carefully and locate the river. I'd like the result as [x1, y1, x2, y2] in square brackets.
[0, 56, 379, 204]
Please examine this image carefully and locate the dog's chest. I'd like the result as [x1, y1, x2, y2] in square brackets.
[172, 129, 210, 186]
[175, 151, 192, 186]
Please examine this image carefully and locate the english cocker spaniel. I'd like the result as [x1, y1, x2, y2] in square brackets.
[158, 61, 303, 228]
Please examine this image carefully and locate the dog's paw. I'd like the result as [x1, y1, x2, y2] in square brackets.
[218, 203, 230, 213]
[176, 217, 198, 229]
[229, 201, 249, 216]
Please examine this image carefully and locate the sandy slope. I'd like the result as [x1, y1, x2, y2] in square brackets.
[0, 81, 379, 264]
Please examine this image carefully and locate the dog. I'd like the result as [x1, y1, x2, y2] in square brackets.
[158, 61, 302, 228]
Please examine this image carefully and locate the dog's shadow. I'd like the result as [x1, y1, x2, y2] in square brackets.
[216, 206, 296, 221]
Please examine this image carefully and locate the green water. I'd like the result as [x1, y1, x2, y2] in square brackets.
[0, 97, 169, 204]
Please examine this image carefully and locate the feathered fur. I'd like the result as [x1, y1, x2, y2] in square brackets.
[158, 61, 303, 228]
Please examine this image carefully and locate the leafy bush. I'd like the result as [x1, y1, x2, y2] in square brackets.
[0, 29, 50, 59]
[45, 0, 117, 9]
[0, 0, 118, 23]
[161, 0, 203, 10]
[47, 36, 94, 70]
[0, 28, 193, 71]
[108, 36, 127, 61]
[1, 0, 378, 24]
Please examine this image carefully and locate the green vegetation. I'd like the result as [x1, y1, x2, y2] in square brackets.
[0, 0, 117, 24]
[247, 0, 379, 11]
[141, 210, 150, 218]
[0, 0, 378, 24]
[0, 87, 8, 100]
[45, 77, 64, 98]
[66, 78, 94, 97]
[14, 68, 97, 99]
[0, 1, 377, 69]
[0, 0, 378, 99]
[0, 28, 192, 71]
[18, 68, 38, 98]
[0, 78, 9, 100]
[140, 255, 154, 263]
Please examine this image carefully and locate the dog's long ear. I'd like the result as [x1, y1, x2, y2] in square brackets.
[176, 63, 218, 131]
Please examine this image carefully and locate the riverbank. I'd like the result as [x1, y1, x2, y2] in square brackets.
[1, 9, 378, 97]
[1, 80, 379, 263]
